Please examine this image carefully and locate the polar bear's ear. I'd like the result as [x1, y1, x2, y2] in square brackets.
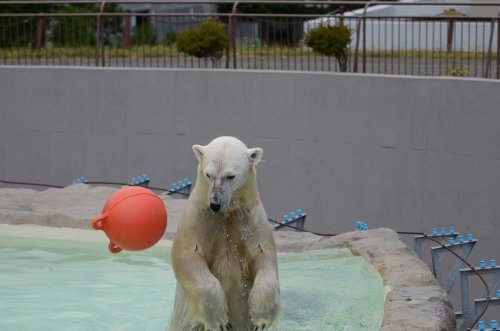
[192, 144, 205, 162]
[247, 147, 263, 165]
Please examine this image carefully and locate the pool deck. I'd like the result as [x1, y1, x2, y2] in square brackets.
[0, 185, 456, 331]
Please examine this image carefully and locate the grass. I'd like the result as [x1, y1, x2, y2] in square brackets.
[1, 44, 497, 60]
[0, 45, 182, 60]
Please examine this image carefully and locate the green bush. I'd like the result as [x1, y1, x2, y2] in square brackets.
[305, 23, 352, 72]
[175, 18, 228, 65]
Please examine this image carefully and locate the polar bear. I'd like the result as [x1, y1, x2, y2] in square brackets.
[169, 136, 281, 331]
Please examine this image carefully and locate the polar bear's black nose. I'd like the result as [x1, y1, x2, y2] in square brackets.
[210, 203, 221, 213]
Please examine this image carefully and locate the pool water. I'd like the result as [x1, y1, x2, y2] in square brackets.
[0, 236, 384, 331]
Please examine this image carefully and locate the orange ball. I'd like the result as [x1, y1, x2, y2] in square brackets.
[91, 186, 167, 253]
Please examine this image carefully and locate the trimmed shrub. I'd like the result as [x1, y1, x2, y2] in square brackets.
[175, 18, 228, 65]
[305, 23, 352, 72]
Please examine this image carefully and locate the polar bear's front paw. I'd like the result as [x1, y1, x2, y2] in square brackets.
[248, 287, 281, 330]
[197, 283, 232, 331]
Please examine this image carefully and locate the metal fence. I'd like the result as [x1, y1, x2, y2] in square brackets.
[1, 1, 499, 79]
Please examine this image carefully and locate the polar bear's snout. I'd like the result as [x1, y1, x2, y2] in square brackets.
[209, 189, 222, 213]
[209, 202, 221, 213]
[209, 179, 228, 213]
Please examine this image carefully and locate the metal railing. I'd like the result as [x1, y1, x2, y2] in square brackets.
[1, 1, 499, 78]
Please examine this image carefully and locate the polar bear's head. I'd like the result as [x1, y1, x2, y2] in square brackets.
[192, 136, 263, 213]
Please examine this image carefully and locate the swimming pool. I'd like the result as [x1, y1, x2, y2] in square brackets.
[0, 235, 384, 331]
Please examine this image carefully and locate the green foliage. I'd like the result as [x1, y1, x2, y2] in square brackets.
[52, 4, 122, 47]
[447, 65, 469, 77]
[163, 31, 177, 46]
[442, 9, 464, 16]
[0, 4, 122, 48]
[305, 23, 352, 72]
[175, 18, 228, 63]
[51, 6, 96, 47]
[0, 4, 48, 47]
[305, 24, 351, 58]
[132, 23, 157, 46]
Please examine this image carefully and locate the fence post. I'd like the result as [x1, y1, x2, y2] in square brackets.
[497, 15, 499, 79]
[95, 14, 101, 66]
[94, 1, 107, 67]
[229, 1, 239, 69]
[35, 14, 44, 50]
[447, 17, 454, 53]
[362, 15, 366, 73]
[353, 0, 374, 73]
[484, 18, 495, 78]
[123, 10, 131, 50]
[339, 5, 344, 26]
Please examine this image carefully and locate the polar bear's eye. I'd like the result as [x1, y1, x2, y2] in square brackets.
[205, 173, 211, 179]
[226, 175, 235, 180]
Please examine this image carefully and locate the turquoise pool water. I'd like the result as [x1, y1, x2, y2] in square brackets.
[0, 236, 384, 331]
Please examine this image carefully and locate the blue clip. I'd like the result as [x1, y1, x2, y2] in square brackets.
[491, 320, 498, 330]
[72, 176, 88, 184]
[356, 220, 368, 230]
[449, 226, 455, 234]
[467, 233, 474, 241]
[480, 260, 486, 269]
[283, 214, 289, 223]
[478, 320, 485, 331]
[491, 259, 497, 268]
[457, 235, 464, 244]
[448, 237, 455, 245]
[431, 228, 438, 235]
[440, 228, 446, 235]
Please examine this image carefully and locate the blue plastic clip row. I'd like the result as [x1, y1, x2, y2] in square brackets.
[72, 176, 88, 184]
[282, 209, 305, 223]
[448, 233, 472, 245]
[356, 220, 369, 231]
[479, 259, 497, 269]
[431, 226, 457, 236]
[497, 289, 500, 298]
[131, 174, 150, 185]
[171, 178, 192, 191]
[477, 320, 498, 330]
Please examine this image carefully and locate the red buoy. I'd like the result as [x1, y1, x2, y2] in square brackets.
[91, 186, 167, 253]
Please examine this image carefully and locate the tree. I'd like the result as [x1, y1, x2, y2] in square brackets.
[0, 3, 122, 48]
[305, 23, 352, 72]
[175, 18, 228, 66]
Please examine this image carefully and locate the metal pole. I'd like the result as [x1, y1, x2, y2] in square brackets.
[497, 14, 499, 79]
[99, 1, 107, 67]
[362, 15, 366, 73]
[353, 0, 375, 73]
[484, 17, 495, 78]
[447, 17, 454, 53]
[123, 10, 131, 50]
[230, 1, 239, 69]
[35, 14, 44, 50]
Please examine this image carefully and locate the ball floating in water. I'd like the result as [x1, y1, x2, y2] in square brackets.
[91, 186, 167, 254]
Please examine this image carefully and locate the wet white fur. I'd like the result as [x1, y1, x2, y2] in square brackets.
[169, 136, 281, 331]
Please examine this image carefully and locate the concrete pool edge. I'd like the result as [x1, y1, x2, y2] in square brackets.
[274, 229, 457, 331]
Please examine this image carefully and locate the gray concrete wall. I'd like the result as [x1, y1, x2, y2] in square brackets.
[1, 67, 500, 262]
